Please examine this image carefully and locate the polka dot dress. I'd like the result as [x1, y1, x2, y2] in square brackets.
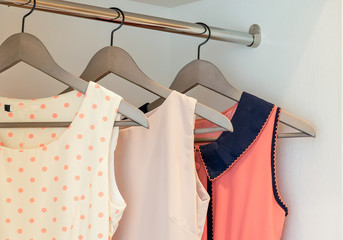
[0, 81, 126, 239]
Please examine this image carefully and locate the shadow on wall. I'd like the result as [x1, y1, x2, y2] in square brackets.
[128, 0, 201, 7]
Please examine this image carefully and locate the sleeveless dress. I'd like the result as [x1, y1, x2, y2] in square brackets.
[0, 81, 126, 239]
[113, 91, 210, 240]
[194, 92, 288, 240]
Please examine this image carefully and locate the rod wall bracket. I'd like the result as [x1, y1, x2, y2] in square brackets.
[247, 24, 261, 48]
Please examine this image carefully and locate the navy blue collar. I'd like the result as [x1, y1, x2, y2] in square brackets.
[199, 92, 275, 180]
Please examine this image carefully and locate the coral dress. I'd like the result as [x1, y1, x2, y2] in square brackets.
[194, 92, 288, 240]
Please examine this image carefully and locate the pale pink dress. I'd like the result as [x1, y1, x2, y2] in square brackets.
[113, 91, 210, 240]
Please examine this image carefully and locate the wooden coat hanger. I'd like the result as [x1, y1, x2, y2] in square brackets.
[61, 8, 233, 133]
[147, 22, 315, 139]
[0, 0, 148, 128]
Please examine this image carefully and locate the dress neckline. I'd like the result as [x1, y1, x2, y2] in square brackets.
[0, 81, 93, 153]
[119, 90, 179, 132]
[198, 92, 276, 180]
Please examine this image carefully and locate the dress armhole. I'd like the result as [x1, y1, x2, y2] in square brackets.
[271, 107, 289, 216]
[108, 113, 126, 235]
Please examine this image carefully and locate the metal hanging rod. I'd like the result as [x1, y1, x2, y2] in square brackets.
[0, 0, 261, 47]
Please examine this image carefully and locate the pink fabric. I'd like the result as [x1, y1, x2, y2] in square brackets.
[113, 91, 210, 240]
[194, 105, 286, 240]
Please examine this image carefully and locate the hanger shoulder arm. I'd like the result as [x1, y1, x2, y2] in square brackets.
[118, 100, 149, 128]
[80, 47, 112, 82]
[0, 33, 89, 93]
[195, 102, 233, 132]
[107, 47, 171, 98]
[279, 109, 315, 137]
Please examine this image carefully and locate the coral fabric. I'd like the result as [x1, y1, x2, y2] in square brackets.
[194, 93, 287, 240]
[113, 91, 210, 240]
[0, 81, 126, 239]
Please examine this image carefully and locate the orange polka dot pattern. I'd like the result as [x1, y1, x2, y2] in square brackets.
[0, 82, 126, 239]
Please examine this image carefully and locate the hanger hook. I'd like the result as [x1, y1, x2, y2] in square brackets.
[195, 22, 211, 60]
[21, 0, 36, 33]
[109, 7, 125, 46]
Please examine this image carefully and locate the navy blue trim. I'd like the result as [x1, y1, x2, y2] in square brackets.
[271, 107, 289, 216]
[207, 179, 213, 240]
[199, 92, 274, 180]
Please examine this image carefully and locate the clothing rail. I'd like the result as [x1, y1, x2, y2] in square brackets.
[0, 0, 261, 47]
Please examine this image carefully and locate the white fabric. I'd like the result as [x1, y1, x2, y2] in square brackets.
[113, 91, 210, 240]
[0, 81, 126, 239]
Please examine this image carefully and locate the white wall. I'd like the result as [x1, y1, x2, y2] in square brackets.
[0, 0, 342, 239]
